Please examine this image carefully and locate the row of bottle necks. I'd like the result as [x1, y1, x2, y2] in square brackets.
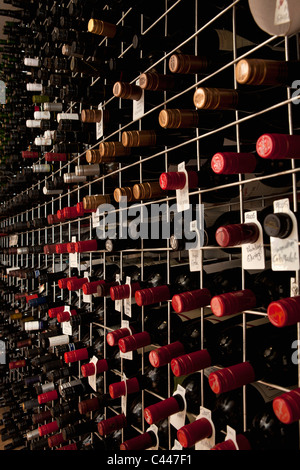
[2, 294, 300, 451]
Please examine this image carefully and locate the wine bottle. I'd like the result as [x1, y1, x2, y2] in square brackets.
[235, 59, 300, 87]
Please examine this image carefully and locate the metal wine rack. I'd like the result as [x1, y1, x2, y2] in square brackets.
[0, 0, 300, 451]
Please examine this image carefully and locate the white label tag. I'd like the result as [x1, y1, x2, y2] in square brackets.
[188, 214, 204, 272]
[176, 162, 190, 212]
[242, 211, 265, 270]
[146, 425, 159, 450]
[92, 211, 100, 228]
[69, 236, 78, 268]
[62, 321, 72, 335]
[291, 277, 299, 297]
[172, 439, 183, 450]
[223, 426, 238, 449]
[169, 385, 187, 430]
[195, 407, 215, 450]
[270, 199, 299, 271]
[133, 79, 144, 120]
[9, 234, 18, 247]
[274, 0, 290, 25]
[96, 103, 103, 140]
[88, 356, 99, 391]
[124, 276, 132, 317]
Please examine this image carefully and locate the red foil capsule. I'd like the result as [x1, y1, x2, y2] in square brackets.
[211, 152, 257, 174]
[67, 277, 88, 291]
[110, 282, 141, 301]
[57, 443, 78, 450]
[215, 223, 260, 247]
[38, 420, 59, 437]
[144, 396, 182, 425]
[109, 377, 140, 398]
[106, 327, 135, 346]
[58, 276, 78, 290]
[78, 397, 101, 414]
[55, 243, 70, 254]
[177, 418, 213, 448]
[118, 331, 151, 353]
[267, 296, 300, 327]
[22, 151, 39, 159]
[120, 432, 155, 450]
[48, 306, 65, 318]
[47, 214, 62, 225]
[135, 285, 171, 306]
[97, 414, 127, 436]
[44, 152, 67, 162]
[211, 434, 252, 450]
[159, 171, 199, 190]
[67, 242, 76, 253]
[272, 388, 300, 424]
[9, 359, 26, 369]
[82, 280, 106, 295]
[256, 133, 300, 160]
[37, 390, 58, 404]
[63, 206, 79, 219]
[149, 341, 186, 368]
[171, 349, 212, 377]
[210, 289, 256, 317]
[208, 362, 256, 394]
[81, 360, 108, 377]
[75, 240, 98, 253]
[43, 244, 57, 254]
[64, 347, 89, 363]
[172, 288, 211, 313]
[57, 309, 77, 322]
[48, 433, 66, 448]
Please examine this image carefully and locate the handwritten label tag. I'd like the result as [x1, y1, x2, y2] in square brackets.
[195, 407, 215, 450]
[9, 234, 18, 247]
[169, 385, 187, 430]
[271, 199, 299, 271]
[291, 277, 299, 297]
[176, 162, 190, 212]
[133, 80, 144, 120]
[274, 0, 290, 25]
[242, 211, 265, 270]
[62, 321, 72, 335]
[96, 102, 103, 140]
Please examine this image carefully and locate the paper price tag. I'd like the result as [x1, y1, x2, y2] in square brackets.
[92, 211, 100, 228]
[176, 162, 190, 212]
[9, 234, 18, 247]
[133, 79, 144, 120]
[291, 277, 299, 297]
[172, 440, 183, 450]
[195, 407, 215, 450]
[96, 102, 103, 140]
[274, 0, 290, 25]
[121, 373, 128, 415]
[62, 321, 72, 335]
[169, 385, 187, 430]
[271, 199, 299, 271]
[223, 426, 239, 449]
[242, 211, 265, 270]
[124, 276, 132, 317]
[188, 219, 203, 272]
[88, 356, 99, 391]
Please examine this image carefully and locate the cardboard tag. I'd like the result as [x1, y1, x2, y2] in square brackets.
[88, 355, 99, 391]
[124, 276, 132, 317]
[188, 215, 204, 272]
[242, 211, 265, 270]
[114, 274, 122, 313]
[133, 79, 144, 120]
[274, 0, 290, 25]
[270, 199, 299, 271]
[176, 162, 190, 212]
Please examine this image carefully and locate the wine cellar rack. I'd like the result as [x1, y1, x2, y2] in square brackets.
[0, 0, 300, 452]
